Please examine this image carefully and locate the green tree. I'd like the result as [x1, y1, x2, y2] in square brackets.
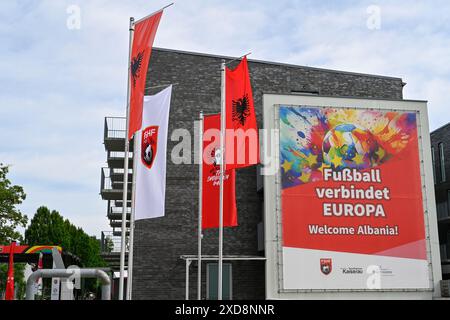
[104, 235, 114, 253]
[24, 206, 52, 244]
[25, 206, 108, 298]
[0, 164, 27, 244]
[25, 207, 105, 268]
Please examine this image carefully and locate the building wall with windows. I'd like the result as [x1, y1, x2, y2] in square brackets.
[102, 48, 406, 300]
[431, 123, 450, 278]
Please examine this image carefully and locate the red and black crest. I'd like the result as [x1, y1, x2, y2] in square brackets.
[130, 50, 145, 88]
[209, 147, 221, 175]
[320, 259, 332, 275]
[232, 94, 251, 125]
[141, 126, 159, 169]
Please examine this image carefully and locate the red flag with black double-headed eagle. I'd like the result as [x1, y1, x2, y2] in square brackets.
[224, 57, 260, 170]
[128, 11, 163, 140]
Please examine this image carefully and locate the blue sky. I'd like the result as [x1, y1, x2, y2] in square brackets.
[0, 0, 449, 236]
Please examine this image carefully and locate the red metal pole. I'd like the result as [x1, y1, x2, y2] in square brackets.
[5, 242, 16, 300]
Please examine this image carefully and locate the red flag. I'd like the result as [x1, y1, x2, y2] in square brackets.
[202, 114, 237, 229]
[224, 57, 260, 170]
[37, 252, 43, 269]
[5, 242, 15, 300]
[128, 11, 163, 140]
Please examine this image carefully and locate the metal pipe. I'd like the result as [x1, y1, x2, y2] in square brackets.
[26, 269, 111, 300]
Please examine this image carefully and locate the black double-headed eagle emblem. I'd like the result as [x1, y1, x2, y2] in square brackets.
[130, 50, 144, 87]
[232, 94, 251, 126]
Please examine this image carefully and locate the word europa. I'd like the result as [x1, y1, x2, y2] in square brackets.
[319, 168, 391, 218]
[323, 203, 386, 217]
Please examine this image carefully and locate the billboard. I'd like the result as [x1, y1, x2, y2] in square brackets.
[278, 105, 430, 290]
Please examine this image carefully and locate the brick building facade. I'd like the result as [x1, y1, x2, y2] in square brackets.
[101, 48, 405, 300]
[431, 123, 450, 279]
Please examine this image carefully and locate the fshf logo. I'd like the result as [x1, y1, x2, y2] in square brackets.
[141, 126, 159, 169]
[320, 259, 332, 275]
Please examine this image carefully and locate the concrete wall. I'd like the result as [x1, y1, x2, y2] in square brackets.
[132, 48, 404, 300]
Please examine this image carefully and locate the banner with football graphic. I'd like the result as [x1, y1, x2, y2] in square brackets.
[279, 106, 430, 290]
[134, 85, 172, 220]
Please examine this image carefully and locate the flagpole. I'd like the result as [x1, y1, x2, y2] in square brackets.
[197, 111, 204, 300]
[134, 2, 174, 24]
[119, 16, 135, 301]
[126, 132, 138, 300]
[218, 60, 226, 300]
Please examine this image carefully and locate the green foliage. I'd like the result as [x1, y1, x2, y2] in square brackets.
[25, 206, 105, 268]
[104, 236, 114, 253]
[0, 164, 28, 244]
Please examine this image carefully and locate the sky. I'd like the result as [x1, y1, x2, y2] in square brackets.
[0, 0, 449, 237]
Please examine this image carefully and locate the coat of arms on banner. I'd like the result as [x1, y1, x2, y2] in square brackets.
[141, 126, 159, 169]
[320, 259, 332, 275]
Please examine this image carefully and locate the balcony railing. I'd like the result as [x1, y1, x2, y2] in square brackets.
[108, 151, 134, 158]
[101, 231, 126, 253]
[107, 200, 131, 220]
[109, 204, 131, 215]
[111, 168, 132, 174]
[104, 117, 126, 140]
[100, 167, 132, 192]
[110, 220, 130, 228]
[107, 151, 134, 170]
[101, 167, 112, 192]
[103, 117, 134, 152]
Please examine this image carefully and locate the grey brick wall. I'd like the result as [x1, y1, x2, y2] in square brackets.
[132, 48, 404, 300]
[430, 123, 450, 263]
[431, 124, 450, 187]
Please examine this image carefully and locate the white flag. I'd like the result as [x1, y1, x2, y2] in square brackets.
[134, 85, 172, 220]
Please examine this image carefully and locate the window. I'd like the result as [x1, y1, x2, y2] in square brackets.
[439, 143, 446, 182]
[432, 147, 436, 184]
[206, 263, 232, 300]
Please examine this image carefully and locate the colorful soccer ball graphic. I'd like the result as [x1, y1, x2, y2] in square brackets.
[322, 124, 382, 169]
